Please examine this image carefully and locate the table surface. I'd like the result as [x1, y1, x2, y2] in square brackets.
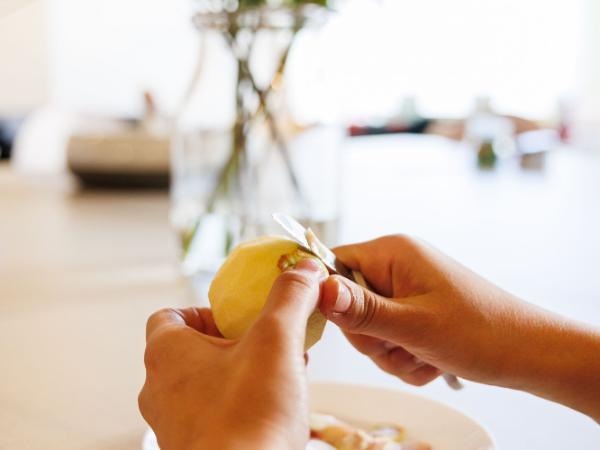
[1, 134, 599, 450]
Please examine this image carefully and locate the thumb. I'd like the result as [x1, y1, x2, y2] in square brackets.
[320, 275, 410, 340]
[250, 258, 325, 353]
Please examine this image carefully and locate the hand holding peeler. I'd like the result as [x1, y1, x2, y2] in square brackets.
[272, 212, 463, 391]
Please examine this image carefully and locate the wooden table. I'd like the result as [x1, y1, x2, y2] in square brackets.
[0, 169, 192, 450]
[1, 135, 599, 450]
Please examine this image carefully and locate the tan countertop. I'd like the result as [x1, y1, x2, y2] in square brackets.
[0, 167, 192, 450]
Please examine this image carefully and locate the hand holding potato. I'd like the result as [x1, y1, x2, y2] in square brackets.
[209, 236, 329, 350]
[139, 259, 326, 450]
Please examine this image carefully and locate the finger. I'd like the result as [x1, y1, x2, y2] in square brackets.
[334, 235, 420, 268]
[146, 307, 223, 342]
[334, 235, 431, 298]
[320, 276, 413, 341]
[371, 346, 427, 376]
[343, 332, 389, 357]
[146, 308, 184, 342]
[333, 241, 394, 297]
[397, 364, 443, 387]
[176, 308, 223, 337]
[331, 243, 361, 269]
[344, 332, 428, 376]
[250, 258, 325, 353]
[373, 354, 441, 386]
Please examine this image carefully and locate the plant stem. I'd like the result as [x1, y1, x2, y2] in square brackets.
[185, 9, 311, 255]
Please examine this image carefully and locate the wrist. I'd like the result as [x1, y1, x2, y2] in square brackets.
[508, 308, 600, 420]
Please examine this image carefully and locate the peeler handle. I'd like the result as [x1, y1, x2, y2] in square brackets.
[350, 270, 463, 391]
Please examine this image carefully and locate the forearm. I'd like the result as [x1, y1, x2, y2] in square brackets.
[507, 308, 600, 421]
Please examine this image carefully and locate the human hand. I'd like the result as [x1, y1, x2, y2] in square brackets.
[139, 259, 325, 450]
[319, 235, 600, 420]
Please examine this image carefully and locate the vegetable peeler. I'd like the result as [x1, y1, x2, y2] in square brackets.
[272, 212, 463, 391]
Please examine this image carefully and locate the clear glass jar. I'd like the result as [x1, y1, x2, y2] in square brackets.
[170, 5, 340, 279]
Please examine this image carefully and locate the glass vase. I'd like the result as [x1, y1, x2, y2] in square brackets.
[170, 4, 340, 285]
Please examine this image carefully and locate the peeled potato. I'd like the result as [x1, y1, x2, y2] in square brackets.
[208, 236, 328, 350]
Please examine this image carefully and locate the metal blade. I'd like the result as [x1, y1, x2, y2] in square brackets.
[304, 227, 353, 280]
[272, 212, 310, 248]
[272, 213, 352, 278]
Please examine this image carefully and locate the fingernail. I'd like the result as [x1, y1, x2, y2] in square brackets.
[332, 280, 352, 313]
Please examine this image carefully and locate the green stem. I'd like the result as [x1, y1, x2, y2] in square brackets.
[230, 28, 309, 215]
[184, 13, 309, 254]
[182, 30, 246, 255]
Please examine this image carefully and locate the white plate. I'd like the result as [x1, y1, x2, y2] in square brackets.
[142, 382, 495, 450]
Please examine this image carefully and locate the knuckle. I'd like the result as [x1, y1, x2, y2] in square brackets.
[147, 308, 172, 323]
[374, 234, 424, 262]
[138, 385, 150, 417]
[146, 308, 173, 335]
[143, 346, 158, 371]
[389, 233, 418, 250]
[349, 289, 380, 332]
[391, 233, 411, 242]
[144, 328, 184, 370]
[138, 385, 158, 426]
[148, 308, 181, 325]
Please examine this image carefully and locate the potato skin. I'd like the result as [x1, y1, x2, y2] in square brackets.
[208, 236, 327, 349]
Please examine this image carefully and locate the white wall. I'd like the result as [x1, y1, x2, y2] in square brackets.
[48, 0, 202, 117]
[39, 0, 589, 122]
[576, 0, 600, 121]
[1, 0, 598, 127]
[290, 0, 584, 121]
[572, 0, 600, 150]
[0, 1, 49, 115]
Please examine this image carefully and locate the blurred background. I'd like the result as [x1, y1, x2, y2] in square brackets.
[2, 1, 600, 450]
[2, 0, 600, 151]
